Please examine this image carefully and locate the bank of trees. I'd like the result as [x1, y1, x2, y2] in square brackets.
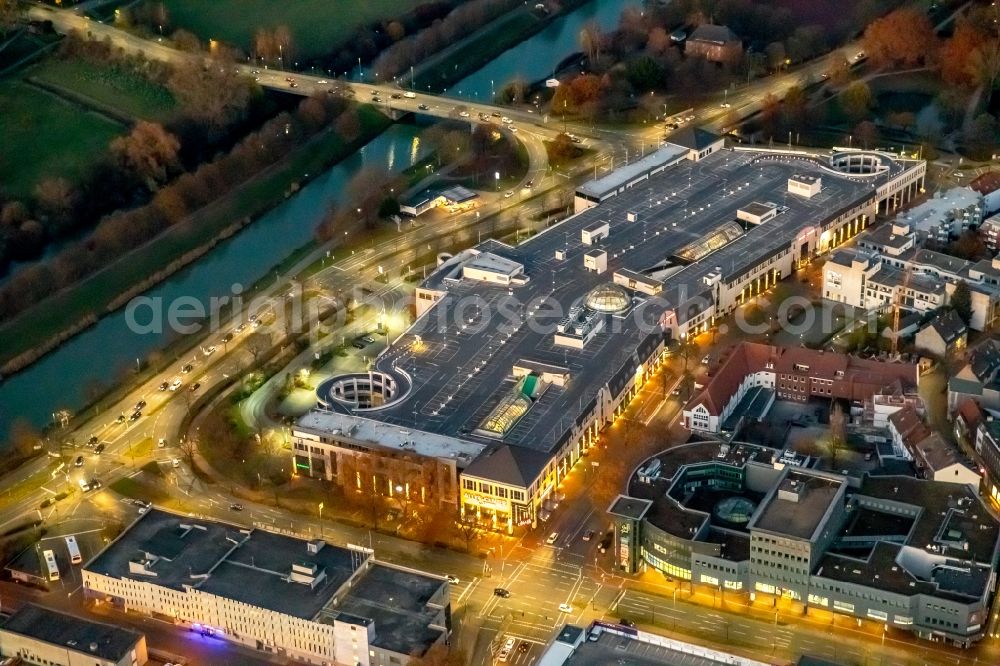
[0, 90, 361, 321]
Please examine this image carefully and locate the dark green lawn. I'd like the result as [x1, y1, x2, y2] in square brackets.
[154, 0, 427, 60]
[0, 80, 123, 199]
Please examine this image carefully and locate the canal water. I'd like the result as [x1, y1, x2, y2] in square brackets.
[0, 125, 426, 440]
[0, 0, 640, 441]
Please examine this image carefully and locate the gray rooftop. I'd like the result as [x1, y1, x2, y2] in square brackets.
[322, 148, 909, 485]
[1, 604, 142, 661]
[87, 508, 365, 620]
[751, 470, 843, 540]
[576, 143, 688, 199]
[320, 562, 446, 657]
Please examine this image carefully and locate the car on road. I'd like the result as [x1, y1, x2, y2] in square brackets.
[404, 92, 416, 98]
[373, 96, 382, 102]
[418, 103, 429, 110]
[545, 532, 559, 545]
[74, 456, 84, 467]
[504, 190, 514, 198]
[158, 438, 166, 448]
[172, 458, 180, 468]
[129, 411, 142, 423]
[352, 340, 366, 349]
[236, 323, 246, 333]
[390, 93, 402, 99]
[558, 603, 573, 613]
[79, 479, 92, 492]
[181, 363, 193, 374]
[169, 379, 183, 391]
[720, 102, 731, 108]
[459, 110, 470, 118]
[445, 574, 460, 584]
[501, 116, 511, 124]
[189, 382, 201, 392]
[203, 345, 217, 356]
[115, 415, 126, 424]
[479, 112, 489, 121]
[159, 381, 169, 391]
[88, 436, 99, 448]
[94, 443, 106, 455]
[361, 335, 375, 344]
[222, 332, 234, 343]
[619, 618, 634, 627]
[524, 179, 533, 189]
[229, 503, 244, 511]
[289, 81, 298, 88]
[671, 387, 682, 396]
[510, 126, 518, 132]
[134, 399, 146, 411]
[582, 530, 595, 542]
[493, 587, 511, 598]
[318, 79, 328, 84]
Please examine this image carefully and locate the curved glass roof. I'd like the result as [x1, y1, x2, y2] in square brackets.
[585, 283, 631, 313]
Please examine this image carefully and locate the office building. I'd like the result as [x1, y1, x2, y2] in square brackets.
[609, 442, 1000, 647]
[83, 508, 450, 666]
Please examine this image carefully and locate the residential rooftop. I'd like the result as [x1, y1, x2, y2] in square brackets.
[1, 604, 142, 662]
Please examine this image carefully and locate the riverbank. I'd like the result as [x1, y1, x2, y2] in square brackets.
[0, 105, 393, 377]
[412, 0, 594, 94]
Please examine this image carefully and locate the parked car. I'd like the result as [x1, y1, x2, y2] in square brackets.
[518, 642, 529, 653]
[582, 530, 595, 542]
[404, 92, 416, 98]
[229, 503, 244, 511]
[362, 335, 375, 344]
[545, 532, 559, 545]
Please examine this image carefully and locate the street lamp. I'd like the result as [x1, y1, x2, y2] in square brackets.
[318, 502, 324, 538]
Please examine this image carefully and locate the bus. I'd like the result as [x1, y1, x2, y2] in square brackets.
[65, 535, 82, 565]
[42, 549, 59, 581]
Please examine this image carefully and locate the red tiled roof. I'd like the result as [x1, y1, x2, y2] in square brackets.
[955, 398, 984, 431]
[971, 171, 1000, 196]
[686, 343, 918, 417]
[888, 405, 931, 448]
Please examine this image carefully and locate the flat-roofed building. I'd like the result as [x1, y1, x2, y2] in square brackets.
[609, 442, 1000, 647]
[305, 148, 924, 533]
[0, 604, 147, 666]
[83, 508, 451, 665]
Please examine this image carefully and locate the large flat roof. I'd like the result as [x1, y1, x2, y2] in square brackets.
[319, 562, 446, 656]
[86, 508, 364, 620]
[750, 470, 844, 541]
[1, 604, 142, 661]
[576, 143, 688, 199]
[318, 148, 911, 485]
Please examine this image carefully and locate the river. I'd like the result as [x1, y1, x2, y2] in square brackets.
[0, 125, 427, 439]
[0, 0, 640, 442]
[444, 0, 640, 101]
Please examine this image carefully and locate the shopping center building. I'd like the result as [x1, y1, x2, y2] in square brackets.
[292, 139, 926, 532]
[609, 441, 1000, 647]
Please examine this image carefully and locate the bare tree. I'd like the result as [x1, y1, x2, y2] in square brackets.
[454, 516, 482, 553]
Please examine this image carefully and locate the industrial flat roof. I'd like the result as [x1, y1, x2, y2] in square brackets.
[319, 148, 912, 484]
[751, 470, 843, 541]
[319, 562, 446, 657]
[576, 143, 688, 199]
[296, 410, 486, 464]
[86, 508, 365, 620]
[1, 604, 142, 661]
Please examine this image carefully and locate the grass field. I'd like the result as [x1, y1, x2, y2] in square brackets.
[29, 58, 178, 122]
[0, 79, 123, 199]
[0, 106, 392, 367]
[154, 0, 427, 60]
